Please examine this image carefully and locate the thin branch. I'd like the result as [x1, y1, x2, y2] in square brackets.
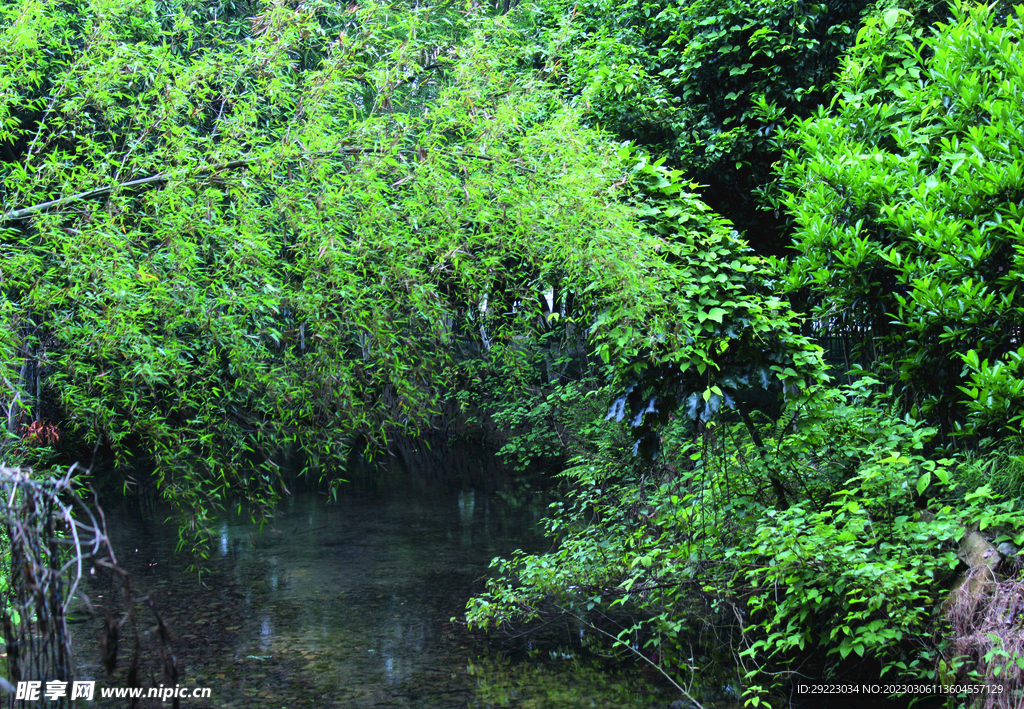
[563, 608, 706, 709]
[1, 148, 367, 223]
[1, 146, 532, 224]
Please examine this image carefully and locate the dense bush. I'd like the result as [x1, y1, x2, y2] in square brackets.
[465, 5, 1024, 706]
[467, 375, 1024, 706]
[520, 0, 876, 252]
[777, 0, 1024, 438]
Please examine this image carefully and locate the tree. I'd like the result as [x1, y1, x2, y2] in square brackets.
[0, 0, 644, 540]
[517, 0, 876, 253]
[0, 0, 822, 551]
[777, 0, 1024, 437]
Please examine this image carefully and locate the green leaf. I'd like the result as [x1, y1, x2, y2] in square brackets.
[916, 472, 931, 496]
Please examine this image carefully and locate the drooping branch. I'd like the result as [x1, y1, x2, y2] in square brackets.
[0, 147, 375, 223]
[740, 408, 789, 510]
[1, 145, 525, 224]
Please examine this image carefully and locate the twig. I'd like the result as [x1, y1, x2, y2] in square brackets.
[1, 147, 370, 223]
[562, 608, 706, 709]
[1, 146, 535, 223]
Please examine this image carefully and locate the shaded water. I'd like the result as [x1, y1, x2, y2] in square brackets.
[71, 445, 686, 708]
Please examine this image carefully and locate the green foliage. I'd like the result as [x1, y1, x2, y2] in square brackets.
[959, 347, 1024, 436]
[521, 0, 874, 250]
[956, 444, 1024, 498]
[960, 484, 1024, 546]
[778, 0, 1024, 437]
[493, 378, 614, 472]
[731, 398, 964, 694]
[5, 0, 1024, 703]
[465, 373, 1021, 704]
[464, 3, 1024, 699]
[0, 0, 699, 547]
[594, 154, 827, 460]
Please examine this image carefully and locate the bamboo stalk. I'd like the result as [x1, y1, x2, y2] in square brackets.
[1, 146, 517, 224]
[0, 148, 371, 223]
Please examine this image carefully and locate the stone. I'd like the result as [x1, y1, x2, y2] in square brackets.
[996, 541, 1018, 558]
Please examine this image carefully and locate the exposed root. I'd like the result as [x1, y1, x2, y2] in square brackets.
[943, 566, 1024, 709]
[1, 465, 179, 708]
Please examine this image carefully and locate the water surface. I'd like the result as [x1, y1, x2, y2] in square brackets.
[73, 448, 683, 708]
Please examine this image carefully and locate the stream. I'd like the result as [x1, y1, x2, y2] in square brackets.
[70, 444, 691, 708]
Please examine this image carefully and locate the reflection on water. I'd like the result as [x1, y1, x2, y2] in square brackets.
[72, 446, 683, 708]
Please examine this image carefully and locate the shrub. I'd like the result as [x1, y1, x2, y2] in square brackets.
[522, 0, 874, 251]
[778, 0, 1024, 437]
